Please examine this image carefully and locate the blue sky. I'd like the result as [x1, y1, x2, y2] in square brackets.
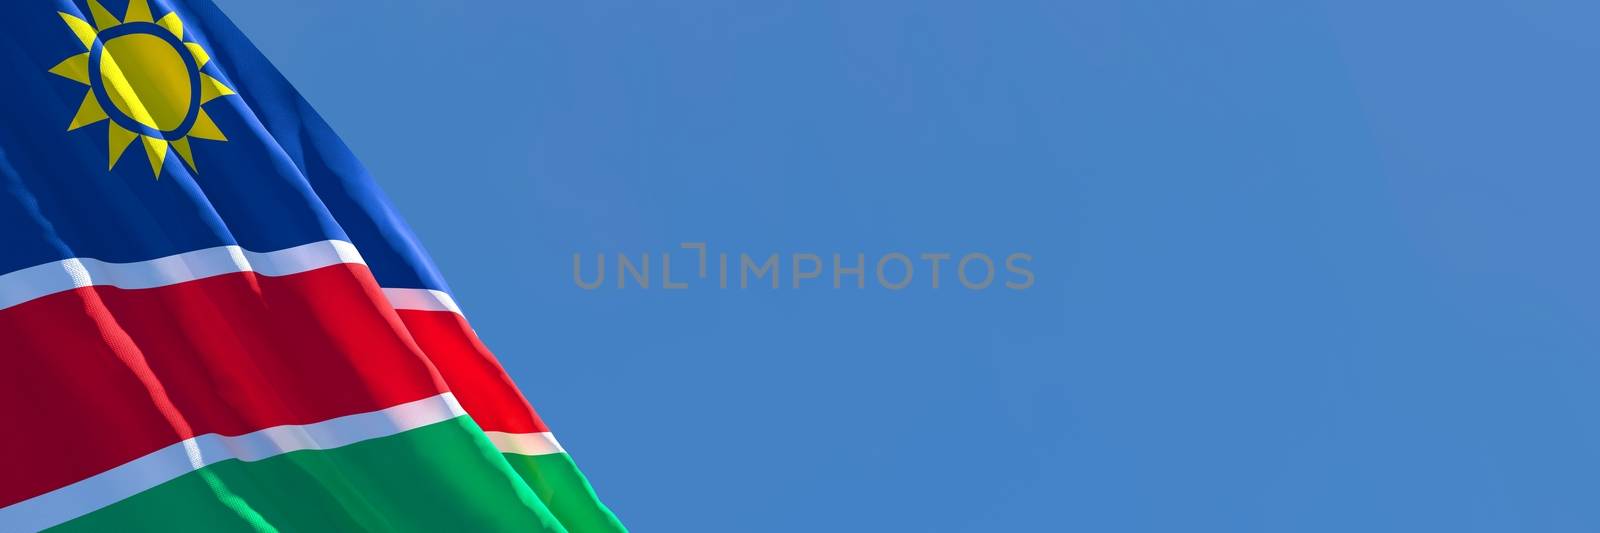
[214, 0, 1600, 531]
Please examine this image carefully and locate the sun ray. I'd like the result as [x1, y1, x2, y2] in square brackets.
[171, 137, 196, 171]
[156, 12, 182, 39]
[186, 43, 210, 68]
[68, 92, 108, 130]
[199, 74, 235, 103]
[58, 13, 97, 49]
[49, 53, 91, 85]
[123, 0, 153, 24]
[140, 135, 168, 176]
[87, 0, 121, 30]
[188, 109, 227, 141]
[108, 123, 138, 170]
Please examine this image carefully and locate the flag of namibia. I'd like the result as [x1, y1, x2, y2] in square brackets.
[0, 1, 625, 531]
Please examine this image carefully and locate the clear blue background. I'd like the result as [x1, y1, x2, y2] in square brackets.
[213, 1, 1600, 531]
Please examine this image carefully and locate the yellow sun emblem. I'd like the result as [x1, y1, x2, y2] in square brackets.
[49, 0, 236, 177]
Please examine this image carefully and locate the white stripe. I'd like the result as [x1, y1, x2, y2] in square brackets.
[484, 431, 565, 456]
[0, 393, 468, 532]
[0, 240, 364, 311]
[382, 287, 463, 314]
[0, 240, 468, 317]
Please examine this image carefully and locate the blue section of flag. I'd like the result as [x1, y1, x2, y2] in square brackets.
[0, 0, 449, 293]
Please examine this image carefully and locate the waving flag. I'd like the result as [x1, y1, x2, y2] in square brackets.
[0, 1, 624, 531]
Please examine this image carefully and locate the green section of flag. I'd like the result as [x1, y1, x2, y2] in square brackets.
[505, 452, 627, 532]
[49, 418, 571, 532]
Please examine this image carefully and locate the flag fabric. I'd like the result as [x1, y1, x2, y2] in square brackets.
[0, 1, 625, 531]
